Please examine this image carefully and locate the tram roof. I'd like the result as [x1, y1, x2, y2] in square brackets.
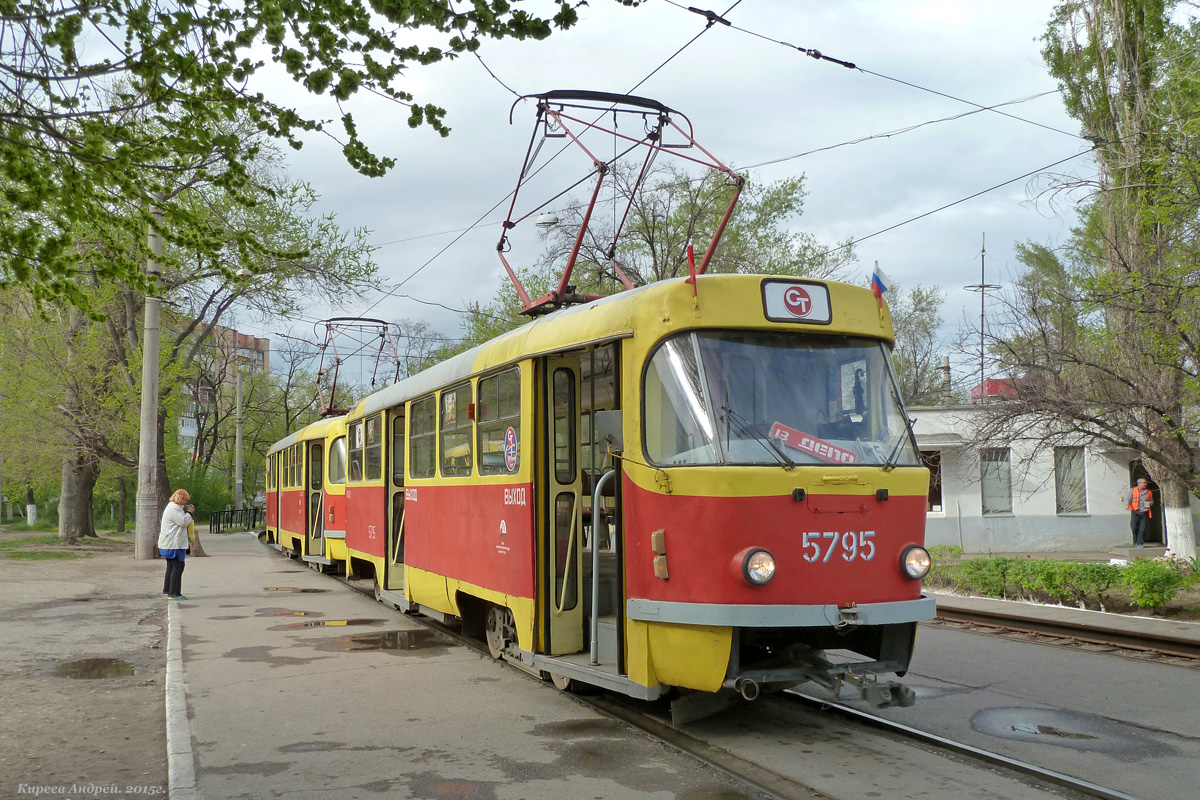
[349, 274, 891, 420]
[266, 413, 347, 456]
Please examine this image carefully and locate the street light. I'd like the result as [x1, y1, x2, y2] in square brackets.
[964, 233, 1000, 403]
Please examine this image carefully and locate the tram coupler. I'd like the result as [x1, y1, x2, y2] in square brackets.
[856, 679, 916, 709]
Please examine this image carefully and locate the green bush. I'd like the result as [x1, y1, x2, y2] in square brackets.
[926, 545, 963, 588]
[955, 556, 1015, 597]
[928, 552, 1193, 615]
[1120, 559, 1187, 612]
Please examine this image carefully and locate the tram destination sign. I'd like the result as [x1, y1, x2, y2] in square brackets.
[761, 280, 832, 325]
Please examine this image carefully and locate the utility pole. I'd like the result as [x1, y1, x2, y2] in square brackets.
[135, 200, 164, 559]
[235, 369, 243, 509]
[964, 233, 1000, 403]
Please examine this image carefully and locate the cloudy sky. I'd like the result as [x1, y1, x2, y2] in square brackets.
[254, 0, 1090, 377]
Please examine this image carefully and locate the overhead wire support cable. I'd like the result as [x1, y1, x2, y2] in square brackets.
[662, 0, 1082, 141]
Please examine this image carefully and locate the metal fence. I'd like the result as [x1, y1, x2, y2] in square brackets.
[208, 507, 264, 534]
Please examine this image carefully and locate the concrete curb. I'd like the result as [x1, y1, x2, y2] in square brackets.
[166, 603, 198, 800]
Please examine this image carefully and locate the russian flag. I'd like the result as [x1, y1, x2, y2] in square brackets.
[870, 261, 890, 302]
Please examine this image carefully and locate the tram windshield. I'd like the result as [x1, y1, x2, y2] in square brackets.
[643, 331, 920, 468]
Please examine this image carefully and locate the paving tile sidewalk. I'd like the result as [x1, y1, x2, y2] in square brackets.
[172, 533, 750, 800]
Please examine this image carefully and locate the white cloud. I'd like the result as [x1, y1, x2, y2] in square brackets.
[251, 0, 1090, 381]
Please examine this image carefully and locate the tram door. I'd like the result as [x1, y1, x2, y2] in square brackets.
[306, 442, 325, 557]
[385, 411, 405, 591]
[541, 357, 584, 655]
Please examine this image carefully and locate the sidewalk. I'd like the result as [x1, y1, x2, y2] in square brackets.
[171, 533, 743, 800]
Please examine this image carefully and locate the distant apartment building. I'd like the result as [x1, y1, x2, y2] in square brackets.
[178, 324, 270, 448]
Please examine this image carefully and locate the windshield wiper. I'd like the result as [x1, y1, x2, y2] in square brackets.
[720, 405, 794, 469]
[882, 392, 917, 472]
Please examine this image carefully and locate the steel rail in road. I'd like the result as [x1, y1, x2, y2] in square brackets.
[933, 606, 1200, 661]
[783, 691, 1140, 800]
[291, 550, 1138, 800]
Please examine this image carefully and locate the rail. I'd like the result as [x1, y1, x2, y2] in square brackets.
[208, 507, 264, 534]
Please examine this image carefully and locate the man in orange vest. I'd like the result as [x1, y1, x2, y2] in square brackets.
[1121, 477, 1153, 548]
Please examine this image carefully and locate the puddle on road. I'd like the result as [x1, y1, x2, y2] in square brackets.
[268, 618, 384, 631]
[255, 608, 323, 618]
[264, 587, 329, 593]
[314, 629, 452, 654]
[972, 707, 1168, 756]
[1009, 722, 1097, 740]
[54, 658, 135, 679]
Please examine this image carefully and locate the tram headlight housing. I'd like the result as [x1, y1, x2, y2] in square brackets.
[901, 545, 931, 580]
[740, 548, 777, 585]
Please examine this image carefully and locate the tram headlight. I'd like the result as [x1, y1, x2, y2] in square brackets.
[900, 545, 931, 580]
[741, 548, 777, 585]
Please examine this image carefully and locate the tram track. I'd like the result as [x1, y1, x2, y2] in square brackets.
[928, 606, 1200, 667]
[323, 563, 1135, 800]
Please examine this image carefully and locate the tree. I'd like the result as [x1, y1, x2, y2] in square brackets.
[979, 0, 1199, 559]
[0, 0, 612, 309]
[450, 165, 859, 355]
[888, 283, 950, 406]
[0, 145, 378, 541]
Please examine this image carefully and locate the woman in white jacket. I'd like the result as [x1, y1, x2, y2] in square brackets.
[159, 489, 195, 599]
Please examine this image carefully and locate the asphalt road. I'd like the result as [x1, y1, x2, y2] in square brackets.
[805, 623, 1200, 800]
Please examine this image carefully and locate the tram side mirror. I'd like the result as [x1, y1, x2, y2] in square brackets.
[594, 410, 624, 454]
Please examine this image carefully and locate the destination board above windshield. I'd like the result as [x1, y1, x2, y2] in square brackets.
[761, 280, 832, 325]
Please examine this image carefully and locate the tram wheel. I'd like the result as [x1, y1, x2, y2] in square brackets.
[549, 673, 577, 692]
[485, 605, 514, 660]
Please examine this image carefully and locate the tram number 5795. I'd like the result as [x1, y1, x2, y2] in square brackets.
[802, 531, 876, 563]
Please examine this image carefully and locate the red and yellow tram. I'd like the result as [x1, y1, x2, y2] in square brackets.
[265, 273, 933, 716]
[265, 415, 348, 569]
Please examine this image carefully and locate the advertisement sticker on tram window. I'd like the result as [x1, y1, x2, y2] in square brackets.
[761, 279, 832, 324]
[769, 421, 857, 464]
[504, 426, 519, 472]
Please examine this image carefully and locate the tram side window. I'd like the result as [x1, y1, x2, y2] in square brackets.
[391, 416, 405, 486]
[288, 446, 297, 488]
[553, 368, 576, 484]
[478, 368, 521, 475]
[441, 383, 474, 477]
[266, 456, 274, 490]
[329, 436, 347, 484]
[365, 414, 383, 481]
[349, 421, 364, 482]
[410, 396, 436, 479]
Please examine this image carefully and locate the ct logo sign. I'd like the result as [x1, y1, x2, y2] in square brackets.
[783, 285, 812, 317]
[762, 280, 832, 324]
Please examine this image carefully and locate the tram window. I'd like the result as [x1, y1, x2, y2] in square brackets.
[310, 444, 323, 490]
[326, 437, 346, 484]
[365, 414, 383, 481]
[478, 368, 521, 475]
[410, 396, 436, 479]
[554, 492, 578, 611]
[348, 421, 364, 483]
[391, 416, 405, 485]
[286, 446, 294, 488]
[266, 456, 274, 490]
[553, 368, 576, 484]
[441, 383, 474, 477]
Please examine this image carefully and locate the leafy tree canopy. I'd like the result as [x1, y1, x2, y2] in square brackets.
[0, 0, 622, 309]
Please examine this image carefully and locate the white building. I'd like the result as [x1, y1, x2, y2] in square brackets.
[909, 404, 1194, 553]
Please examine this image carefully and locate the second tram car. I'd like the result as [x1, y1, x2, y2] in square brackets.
[264, 274, 933, 717]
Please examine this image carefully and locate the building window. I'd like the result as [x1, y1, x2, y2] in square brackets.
[980, 448, 1012, 514]
[1055, 446, 1087, 514]
[922, 450, 943, 512]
